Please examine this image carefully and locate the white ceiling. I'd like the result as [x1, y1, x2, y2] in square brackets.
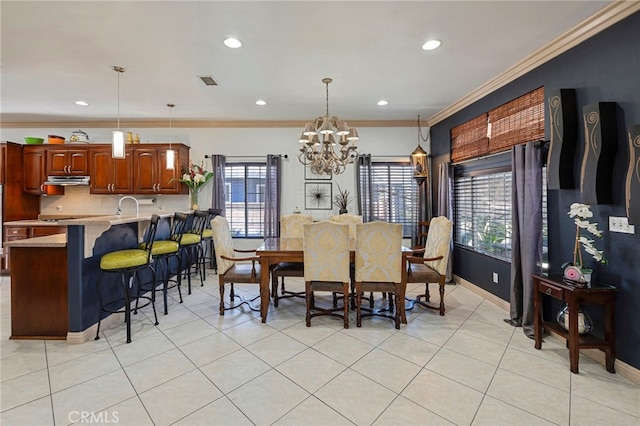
[0, 1, 615, 125]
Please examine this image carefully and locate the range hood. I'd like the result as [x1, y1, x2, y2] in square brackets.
[44, 175, 90, 186]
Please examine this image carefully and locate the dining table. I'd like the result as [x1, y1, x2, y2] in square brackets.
[255, 237, 413, 323]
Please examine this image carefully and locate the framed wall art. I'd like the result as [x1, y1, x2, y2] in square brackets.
[305, 182, 333, 210]
[304, 164, 332, 180]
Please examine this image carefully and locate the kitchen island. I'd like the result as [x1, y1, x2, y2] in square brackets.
[5, 213, 178, 342]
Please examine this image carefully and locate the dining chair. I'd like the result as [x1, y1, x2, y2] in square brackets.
[354, 221, 404, 328]
[303, 221, 351, 328]
[329, 213, 363, 240]
[413, 220, 430, 251]
[271, 213, 313, 307]
[405, 216, 453, 316]
[211, 216, 261, 315]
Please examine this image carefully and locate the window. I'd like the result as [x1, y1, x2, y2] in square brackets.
[224, 163, 266, 238]
[454, 168, 512, 261]
[360, 162, 417, 238]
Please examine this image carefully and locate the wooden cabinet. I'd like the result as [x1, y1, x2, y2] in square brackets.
[23, 145, 47, 195]
[89, 147, 133, 194]
[133, 145, 189, 194]
[3, 224, 67, 274]
[22, 146, 64, 195]
[46, 147, 89, 176]
[10, 244, 68, 339]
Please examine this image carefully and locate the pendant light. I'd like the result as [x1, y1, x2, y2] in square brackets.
[410, 115, 429, 186]
[166, 103, 175, 170]
[112, 66, 126, 159]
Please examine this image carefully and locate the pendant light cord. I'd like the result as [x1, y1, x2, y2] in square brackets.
[417, 114, 429, 144]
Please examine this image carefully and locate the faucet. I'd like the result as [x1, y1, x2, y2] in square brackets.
[116, 196, 139, 216]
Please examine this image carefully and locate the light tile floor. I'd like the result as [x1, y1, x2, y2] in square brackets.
[1, 270, 639, 425]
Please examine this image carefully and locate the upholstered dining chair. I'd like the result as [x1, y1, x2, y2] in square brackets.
[354, 221, 404, 328]
[303, 221, 351, 328]
[329, 213, 363, 240]
[405, 216, 453, 316]
[211, 216, 261, 315]
[271, 213, 313, 306]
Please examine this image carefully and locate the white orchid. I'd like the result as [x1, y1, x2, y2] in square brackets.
[171, 160, 213, 191]
[569, 203, 606, 267]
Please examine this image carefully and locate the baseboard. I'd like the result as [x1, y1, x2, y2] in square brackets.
[453, 275, 640, 385]
[66, 313, 124, 344]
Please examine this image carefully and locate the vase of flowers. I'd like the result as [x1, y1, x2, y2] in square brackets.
[563, 203, 607, 284]
[171, 160, 214, 210]
[333, 183, 352, 214]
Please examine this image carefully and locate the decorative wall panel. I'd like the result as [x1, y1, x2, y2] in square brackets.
[626, 124, 640, 224]
[546, 89, 578, 189]
[580, 102, 618, 204]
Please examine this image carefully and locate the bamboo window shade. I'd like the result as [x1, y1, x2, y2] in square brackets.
[450, 113, 489, 163]
[450, 87, 545, 163]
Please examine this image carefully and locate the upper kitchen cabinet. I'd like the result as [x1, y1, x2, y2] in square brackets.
[22, 145, 63, 196]
[133, 144, 189, 194]
[89, 146, 133, 194]
[47, 147, 89, 176]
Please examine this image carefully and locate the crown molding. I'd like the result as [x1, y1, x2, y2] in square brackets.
[0, 119, 416, 129]
[426, 1, 640, 127]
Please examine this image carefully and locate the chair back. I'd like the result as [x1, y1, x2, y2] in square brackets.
[191, 210, 209, 236]
[280, 214, 313, 238]
[329, 213, 363, 240]
[141, 214, 160, 264]
[211, 216, 235, 274]
[303, 221, 350, 283]
[170, 212, 189, 243]
[423, 216, 453, 275]
[355, 221, 403, 283]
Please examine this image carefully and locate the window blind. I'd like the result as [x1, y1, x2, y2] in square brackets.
[451, 113, 489, 163]
[488, 86, 545, 154]
[225, 163, 266, 238]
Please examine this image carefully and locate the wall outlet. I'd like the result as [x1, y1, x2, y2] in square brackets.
[609, 216, 635, 234]
[493, 272, 499, 284]
[56, 205, 63, 211]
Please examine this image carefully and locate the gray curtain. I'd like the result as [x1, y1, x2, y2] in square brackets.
[507, 142, 542, 338]
[210, 155, 226, 216]
[355, 154, 372, 221]
[264, 154, 282, 238]
[437, 162, 454, 283]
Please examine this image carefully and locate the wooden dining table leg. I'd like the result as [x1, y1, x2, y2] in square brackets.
[259, 255, 271, 323]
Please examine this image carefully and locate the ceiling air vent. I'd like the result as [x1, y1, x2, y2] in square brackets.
[199, 76, 218, 86]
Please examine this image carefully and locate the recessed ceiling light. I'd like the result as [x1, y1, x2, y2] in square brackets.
[75, 100, 89, 106]
[256, 100, 267, 106]
[377, 100, 389, 106]
[223, 37, 242, 49]
[422, 39, 442, 51]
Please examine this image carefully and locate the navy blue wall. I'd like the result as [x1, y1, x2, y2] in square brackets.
[430, 12, 640, 369]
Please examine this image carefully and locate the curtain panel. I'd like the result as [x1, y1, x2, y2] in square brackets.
[355, 154, 373, 221]
[264, 154, 282, 238]
[210, 154, 226, 216]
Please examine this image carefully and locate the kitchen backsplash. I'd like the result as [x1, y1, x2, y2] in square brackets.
[40, 186, 190, 216]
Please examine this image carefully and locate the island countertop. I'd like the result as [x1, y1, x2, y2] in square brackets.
[4, 233, 67, 248]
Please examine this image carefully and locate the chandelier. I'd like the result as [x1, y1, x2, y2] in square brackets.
[298, 78, 359, 175]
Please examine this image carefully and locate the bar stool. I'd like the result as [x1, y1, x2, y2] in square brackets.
[139, 216, 184, 315]
[177, 212, 206, 294]
[200, 208, 221, 272]
[95, 214, 160, 343]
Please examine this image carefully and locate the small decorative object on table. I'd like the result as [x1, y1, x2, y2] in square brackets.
[333, 183, 352, 214]
[556, 303, 592, 334]
[170, 160, 214, 210]
[563, 203, 607, 287]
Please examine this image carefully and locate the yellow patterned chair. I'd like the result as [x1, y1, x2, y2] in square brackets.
[329, 213, 363, 240]
[354, 221, 405, 328]
[405, 216, 453, 316]
[303, 221, 351, 328]
[211, 216, 261, 315]
[271, 214, 313, 306]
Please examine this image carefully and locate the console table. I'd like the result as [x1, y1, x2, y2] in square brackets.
[532, 274, 617, 374]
